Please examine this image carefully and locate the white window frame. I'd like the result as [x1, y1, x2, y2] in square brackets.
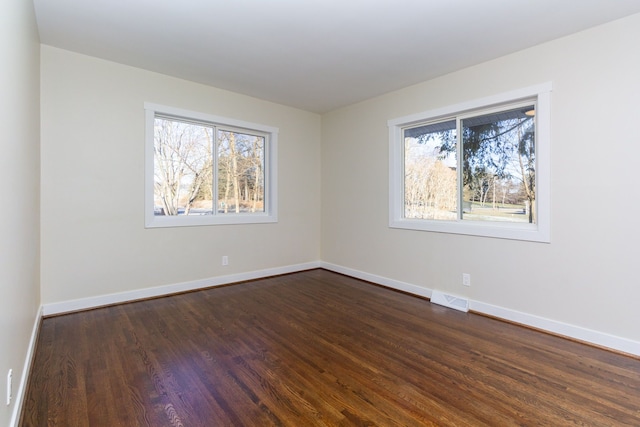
[388, 83, 551, 242]
[145, 103, 278, 228]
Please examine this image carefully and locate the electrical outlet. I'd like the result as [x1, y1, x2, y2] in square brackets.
[222, 256, 229, 266]
[6, 369, 12, 406]
[462, 273, 471, 287]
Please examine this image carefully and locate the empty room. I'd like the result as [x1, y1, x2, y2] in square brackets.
[2, 0, 640, 426]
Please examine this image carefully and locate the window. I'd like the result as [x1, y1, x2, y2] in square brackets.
[145, 103, 278, 227]
[389, 83, 551, 242]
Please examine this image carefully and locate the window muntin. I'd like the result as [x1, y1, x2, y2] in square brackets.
[389, 83, 551, 242]
[145, 104, 278, 228]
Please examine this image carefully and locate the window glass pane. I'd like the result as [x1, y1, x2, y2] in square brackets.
[153, 117, 213, 216]
[403, 120, 457, 220]
[146, 103, 278, 227]
[461, 106, 535, 223]
[217, 130, 265, 214]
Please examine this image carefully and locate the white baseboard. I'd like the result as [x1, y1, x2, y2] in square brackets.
[321, 262, 433, 299]
[471, 300, 640, 357]
[10, 305, 43, 427]
[42, 261, 321, 316]
[320, 262, 640, 357]
[39, 260, 640, 357]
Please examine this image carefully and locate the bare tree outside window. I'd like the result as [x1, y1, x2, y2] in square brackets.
[153, 118, 266, 217]
[403, 120, 457, 220]
[217, 130, 265, 214]
[145, 103, 277, 228]
[153, 118, 213, 216]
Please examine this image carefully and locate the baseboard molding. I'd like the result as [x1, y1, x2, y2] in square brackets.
[10, 305, 43, 427]
[39, 260, 640, 357]
[42, 261, 321, 316]
[471, 300, 640, 357]
[320, 262, 640, 357]
[321, 262, 433, 299]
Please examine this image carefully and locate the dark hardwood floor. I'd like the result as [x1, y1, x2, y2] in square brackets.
[21, 269, 640, 426]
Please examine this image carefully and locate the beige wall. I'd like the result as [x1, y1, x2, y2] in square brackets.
[0, 6, 633, 424]
[39, 13, 640, 350]
[40, 46, 321, 304]
[0, 0, 40, 424]
[322, 14, 640, 343]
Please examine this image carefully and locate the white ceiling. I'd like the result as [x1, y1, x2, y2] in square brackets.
[33, 0, 640, 113]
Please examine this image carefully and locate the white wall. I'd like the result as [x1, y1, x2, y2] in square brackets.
[0, 0, 41, 425]
[40, 46, 321, 305]
[322, 14, 640, 345]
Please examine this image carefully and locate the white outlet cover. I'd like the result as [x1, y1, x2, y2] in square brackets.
[6, 369, 12, 406]
[463, 273, 471, 286]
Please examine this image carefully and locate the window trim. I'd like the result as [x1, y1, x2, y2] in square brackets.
[388, 83, 551, 242]
[144, 103, 278, 228]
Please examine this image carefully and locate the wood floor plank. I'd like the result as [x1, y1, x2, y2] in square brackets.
[20, 269, 640, 426]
